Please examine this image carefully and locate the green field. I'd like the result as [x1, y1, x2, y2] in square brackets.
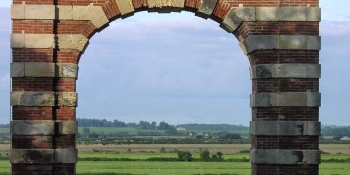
[0, 161, 348, 175]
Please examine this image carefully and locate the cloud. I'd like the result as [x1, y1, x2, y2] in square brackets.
[320, 21, 350, 36]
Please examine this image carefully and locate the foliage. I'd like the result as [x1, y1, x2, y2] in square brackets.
[200, 150, 211, 162]
[177, 151, 193, 161]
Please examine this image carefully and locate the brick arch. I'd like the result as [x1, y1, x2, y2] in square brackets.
[10, 0, 321, 174]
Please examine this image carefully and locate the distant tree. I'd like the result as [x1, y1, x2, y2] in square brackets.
[83, 128, 90, 135]
[139, 121, 151, 130]
[88, 132, 99, 138]
[177, 151, 192, 161]
[151, 121, 157, 130]
[200, 150, 211, 162]
[220, 133, 242, 140]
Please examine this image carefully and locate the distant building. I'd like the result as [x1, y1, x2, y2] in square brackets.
[340, 136, 350, 141]
[176, 127, 186, 131]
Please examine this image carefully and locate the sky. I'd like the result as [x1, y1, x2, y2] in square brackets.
[0, 1, 349, 126]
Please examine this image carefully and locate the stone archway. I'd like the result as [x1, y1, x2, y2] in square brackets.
[10, 0, 321, 174]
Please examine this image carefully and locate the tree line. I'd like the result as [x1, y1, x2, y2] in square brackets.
[76, 118, 249, 131]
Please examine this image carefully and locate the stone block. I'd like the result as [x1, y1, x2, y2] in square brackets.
[25, 34, 55, 49]
[307, 7, 321, 21]
[11, 5, 25, 19]
[11, 121, 55, 136]
[57, 5, 73, 20]
[173, 0, 185, 8]
[307, 92, 321, 107]
[256, 7, 278, 21]
[10, 33, 25, 48]
[10, 63, 25, 77]
[277, 121, 304, 135]
[243, 35, 277, 53]
[278, 150, 303, 164]
[55, 148, 78, 163]
[277, 92, 307, 106]
[57, 63, 79, 78]
[250, 149, 320, 164]
[25, 5, 55, 19]
[11, 92, 55, 107]
[279, 7, 307, 21]
[305, 121, 321, 135]
[221, 7, 255, 32]
[11, 149, 54, 164]
[250, 64, 273, 79]
[25, 62, 56, 77]
[277, 64, 308, 78]
[250, 149, 277, 164]
[57, 92, 78, 107]
[307, 64, 321, 78]
[304, 150, 320, 164]
[115, 0, 135, 16]
[307, 36, 321, 50]
[278, 35, 308, 50]
[72, 6, 109, 29]
[57, 34, 89, 51]
[251, 121, 320, 136]
[250, 93, 277, 107]
[196, 0, 218, 18]
[58, 121, 77, 135]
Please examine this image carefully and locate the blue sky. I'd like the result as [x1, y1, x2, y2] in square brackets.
[0, 1, 349, 125]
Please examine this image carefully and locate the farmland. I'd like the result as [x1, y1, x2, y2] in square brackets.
[0, 144, 349, 174]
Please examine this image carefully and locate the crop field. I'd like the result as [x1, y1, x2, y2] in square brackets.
[0, 144, 349, 174]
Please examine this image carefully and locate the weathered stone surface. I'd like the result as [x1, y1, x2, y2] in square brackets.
[279, 7, 307, 21]
[277, 64, 308, 78]
[307, 7, 321, 21]
[57, 92, 78, 107]
[251, 92, 321, 107]
[58, 121, 77, 135]
[11, 92, 55, 107]
[57, 63, 79, 78]
[11, 149, 78, 164]
[242, 35, 277, 53]
[307, 92, 321, 107]
[250, 149, 320, 164]
[10, 33, 25, 48]
[250, 64, 321, 79]
[25, 34, 55, 49]
[148, 0, 185, 13]
[57, 34, 89, 51]
[10, 63, 25, 77]
[196, 0, 218, 18]
[250, 93, 277, 107]
[11, 149, 54, 164]
[115, 0, 135, 16]
[307, 36, 321, 50]
[11, 5, 25, 19]
[256, 7, 278, 21]
[25, 62, 56, 77]
[57, 5, 73, 20]
[72, 6, 109, 29]
[278, 35, 308, 49]
[251, 121, 321, 136]
[221, 7, 255, 32]
[25, 5, 55, 19]
[277, 92, 307, 106]
[55, 149, 78, 163]
[11, 121, 55, 136]
[11, 121, 77, 135]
